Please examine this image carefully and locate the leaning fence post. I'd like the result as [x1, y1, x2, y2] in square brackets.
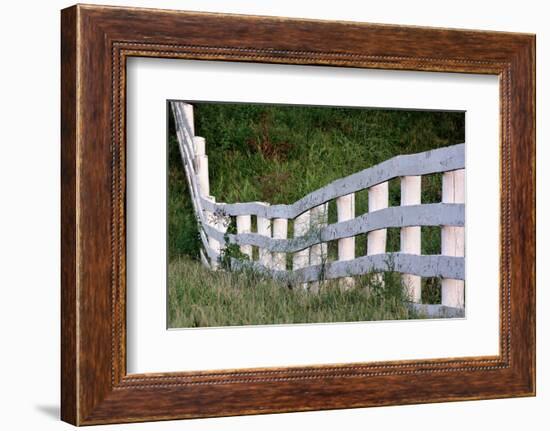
[310, 203, 328, 292]
[336, 193, 355, 289]
[236, 215, 253, 260]
[257, 203, 272, 268]
[293, 211, 311, 289]
[367, 182, 388, 286]
[272, 218, 288, 271]
[182, 103, 195, 135]
[441, 169, 465, 308]
[400, 176, 422, 302]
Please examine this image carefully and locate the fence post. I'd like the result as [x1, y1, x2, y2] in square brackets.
[236, 215, 253, 259]
[336, 193, 355, 289]
[193, 136, 209, 197]
[203, 196, 228, 269]
[293, 211, 311, 289]
[441, 169, 465, 308]
[367, 182, 389, 286]
[193, 135, 215, 268]
[192, 135, 204, 155]
[182, 103, 195, 135]
[272, 218, 288, 271]
[257, 204, 272, 268]
[400, 176, 422, 302]
[310, 203, 328, 292]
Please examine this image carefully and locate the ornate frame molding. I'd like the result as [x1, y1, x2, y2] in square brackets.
[61, 4, 535, 425]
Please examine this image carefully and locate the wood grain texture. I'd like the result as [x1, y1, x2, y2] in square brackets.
[60, 5, 78, 425]
[205, 203, 465, 253]
[60, 4, 535, 425]
[231, 252, 465, 282]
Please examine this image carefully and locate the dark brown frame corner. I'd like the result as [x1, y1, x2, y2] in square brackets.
[61, 4, 535, 425]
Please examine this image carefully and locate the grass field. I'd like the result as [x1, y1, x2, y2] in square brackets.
[167, 103, 464, 328]
[168, 256, 420, 328]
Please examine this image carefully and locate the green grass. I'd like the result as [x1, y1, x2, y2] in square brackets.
[167, 103, 464, 328]
[168, 256, 420, 328]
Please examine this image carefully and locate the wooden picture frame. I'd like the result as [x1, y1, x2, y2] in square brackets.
[61, 4, 535, 425]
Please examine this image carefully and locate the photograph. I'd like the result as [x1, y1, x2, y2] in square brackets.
[168, 101, 466, 328]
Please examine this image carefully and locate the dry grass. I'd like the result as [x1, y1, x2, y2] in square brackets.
[168, 257, 419, 328]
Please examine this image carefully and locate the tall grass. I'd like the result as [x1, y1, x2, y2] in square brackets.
[168, 257, 418, 328]
[167, 103, 464, 328]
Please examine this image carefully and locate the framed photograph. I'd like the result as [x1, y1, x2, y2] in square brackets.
[61, 4, 535, 425]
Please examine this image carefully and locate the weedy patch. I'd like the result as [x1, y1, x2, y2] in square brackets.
[168, 257, 419, 328]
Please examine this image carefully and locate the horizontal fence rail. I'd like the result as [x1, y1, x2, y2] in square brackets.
[203, 203, 465, 254]
[171, 101, 466, 316]
[200, 144, 465, 219]
[231, 253, 464, 284]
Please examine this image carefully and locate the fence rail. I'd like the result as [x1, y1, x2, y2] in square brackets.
[232, 253, 464, 284]
[171, 101, 466, 316]
[203, 203, 464, 254]
[199, 144, 465, 219]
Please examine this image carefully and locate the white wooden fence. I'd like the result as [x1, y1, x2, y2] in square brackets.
[171, 101, 465, 316]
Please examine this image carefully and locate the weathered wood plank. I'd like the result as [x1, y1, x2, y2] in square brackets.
[203, 203, 464, 253]
[309, 203, 328, 292]
[367, 181, 388, 286]
[256, 204, 272, 267]
[201, 144, 465, 219]
[195, 155, 209, 197]
[293, 211, 310, 289]
[401, 176, 422, 302]
[171, 102, 195, 158]
[181, 103, 195, 135]
[272, 218, 288, 270]
[336, 194, 355, 289]
[236, 215, 253, 259]
[232, 252, 464, 284]
[441, 169, 465, 308]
